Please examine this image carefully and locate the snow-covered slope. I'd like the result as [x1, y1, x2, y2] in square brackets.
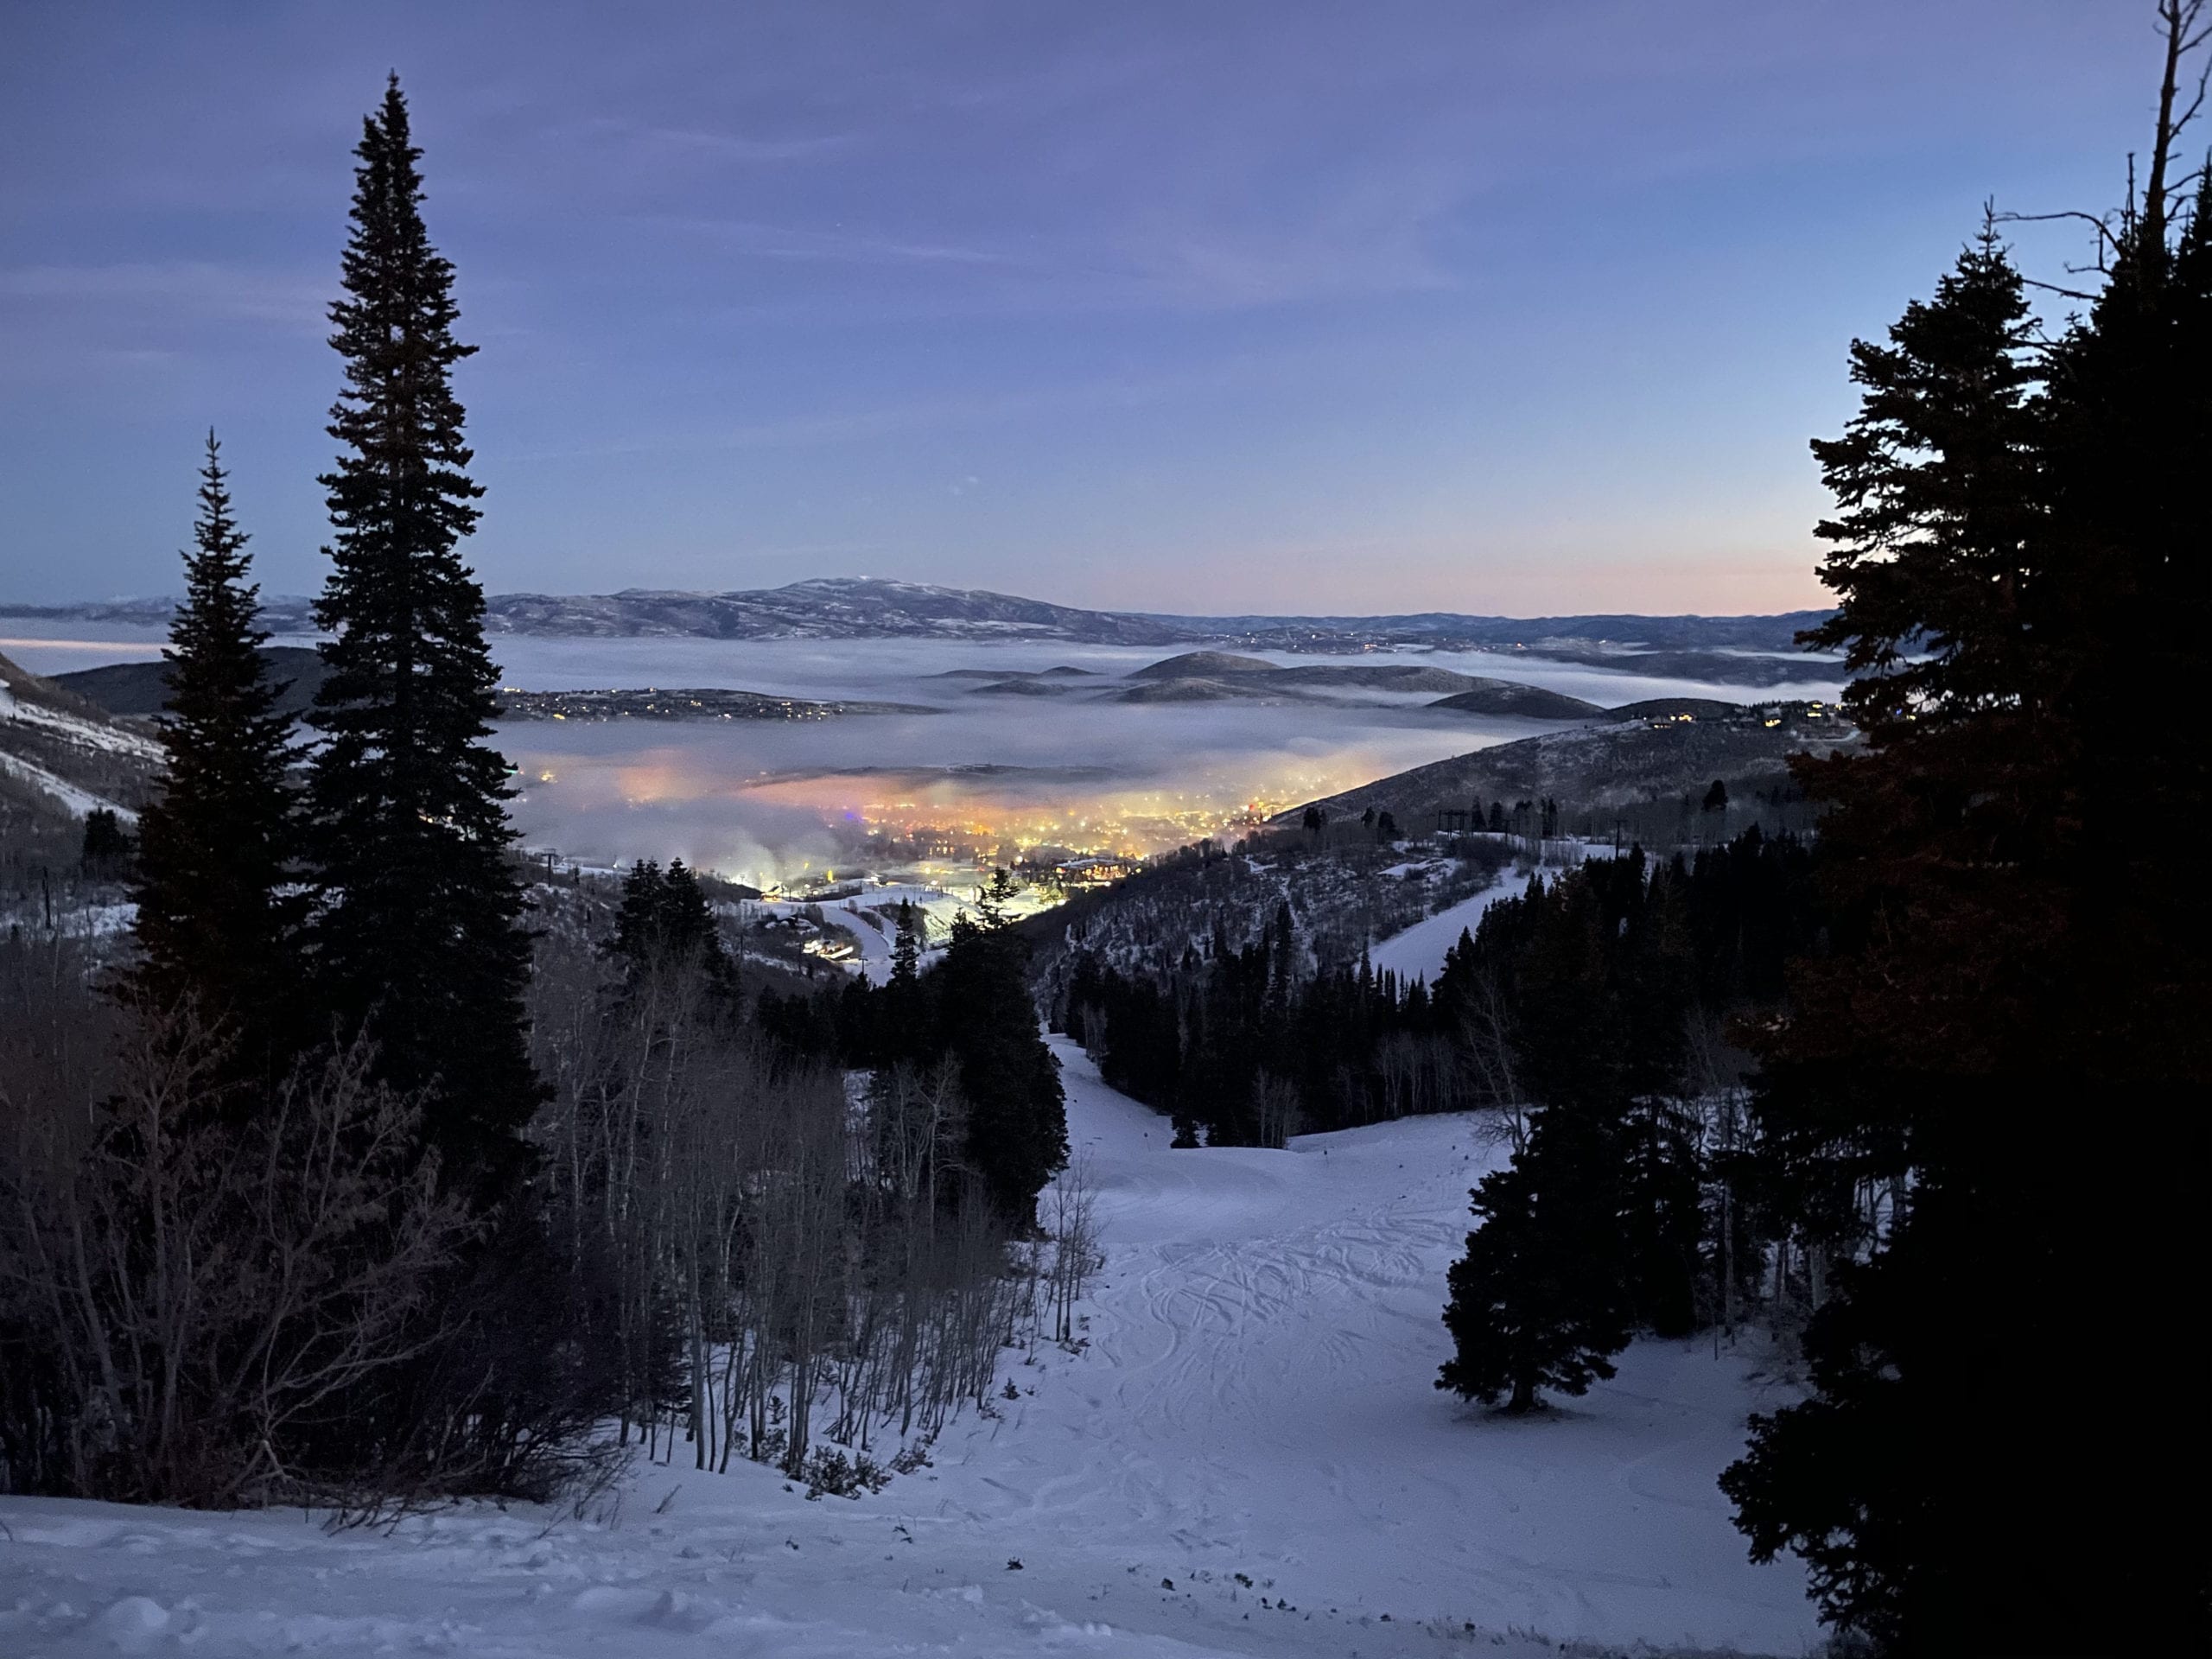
[0, 683, 162, 770]
[0, 658, 162, 825]
[0, 1040, 1815, 1657]
[1364, 874, 1520, 986]
[0, 747, 139, 824]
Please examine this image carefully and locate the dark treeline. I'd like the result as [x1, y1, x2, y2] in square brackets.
[0, 79, 1068, 1512]
[1444, 11, 2211, 1654]
[1430, 836, 1827, 1414]
[1711, 7, 2212, 1645]
[1058, 828, 1818, 1152]
[755, 887, 1071, 1230]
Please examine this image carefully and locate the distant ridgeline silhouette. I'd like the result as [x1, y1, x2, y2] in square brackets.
[5, 577, 1837, 687]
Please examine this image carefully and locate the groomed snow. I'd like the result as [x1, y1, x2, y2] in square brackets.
[0, 1039, 1815, 1657]
[1364, 876, 1518, 987]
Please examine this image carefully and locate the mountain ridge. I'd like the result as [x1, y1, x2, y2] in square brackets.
[0, 579, 1831, 654]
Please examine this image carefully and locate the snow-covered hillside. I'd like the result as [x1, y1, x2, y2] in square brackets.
[0, 1040, 1814, 1658]
[0, 658, 161, 836]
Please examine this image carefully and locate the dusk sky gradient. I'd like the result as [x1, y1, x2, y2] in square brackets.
[0, 3, 2172, 613]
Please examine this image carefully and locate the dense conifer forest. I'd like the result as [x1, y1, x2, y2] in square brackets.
[1057, 829, 1816, 1150]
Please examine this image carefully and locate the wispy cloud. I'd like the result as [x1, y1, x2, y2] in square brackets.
[0, 261, 327, 331]
[1104, 165, 1466, 308]
[499, 352, 1291, 464]
[579, 117, 858, 166]
[687, 219, 1020, 270]
[632, 200, 1455, 316]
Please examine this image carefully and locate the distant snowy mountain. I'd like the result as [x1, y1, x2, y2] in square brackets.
[480, 577, 1195, 645]
[4, 579, 1831, 658]
[474, 578, 1832, 663]
[3, 577, 1836, 683]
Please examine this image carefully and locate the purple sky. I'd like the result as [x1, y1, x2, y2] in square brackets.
[0, 3, 2170, 614]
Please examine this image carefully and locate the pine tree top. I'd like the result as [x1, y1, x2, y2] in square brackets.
[315, 71, 482, 632]
[130, 430, 301, 1033]
[160, 432, 291, 762]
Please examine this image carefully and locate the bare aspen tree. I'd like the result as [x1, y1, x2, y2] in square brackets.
[0, 1003, 468, 1506]
[1042, 1154, 1102, 1344]
[1452, 967, 1529, 1153]
[524, 889, 1034, 1490]
[1250, 1071, 1303, 1151]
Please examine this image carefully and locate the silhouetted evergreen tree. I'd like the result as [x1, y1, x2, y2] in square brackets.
[865, 898, 926, 1058]
[80, 807, 133, 881]
[1433, 852, 1706, 1390]
[130, 433, 301, 1075]
[303, 76, 537, 1195]
[1724, 22, 2212, 1645]
[932, 913, 1067, 1225]
[1613, 1095, 1704, 1337]
[1723, 226, 2074, 1653]
[891, 899, 923, 984]
[611, 858, 728, 984]
[1437, 1104, 1631, 1412]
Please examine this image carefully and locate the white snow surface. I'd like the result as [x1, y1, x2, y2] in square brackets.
[0, 1039, 1815, 1657]
[0, 683, 164, 764]
[0, 682, 156, 822]
[1364, 876, 1518, 988]
[0, 748, 139, 825]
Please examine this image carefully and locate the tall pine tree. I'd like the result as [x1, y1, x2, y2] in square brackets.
[130, 432, 301, 1076]
[1722, 227, 2083, 1659]
[305, 74, 537, 1193]
[1723, 12, 2211, 1647]
[610, 858, 731, 988]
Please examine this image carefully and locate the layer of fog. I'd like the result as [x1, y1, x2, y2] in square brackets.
[8, 625, 1845, 887]
[477, 634, 1841, 710]
[487, 638, 1841, 885]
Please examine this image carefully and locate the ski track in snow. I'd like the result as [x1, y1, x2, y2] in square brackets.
[0, 1039, 1815, 1658]
[1366, 840, 1618, 987]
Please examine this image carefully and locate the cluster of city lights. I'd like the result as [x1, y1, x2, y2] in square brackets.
[839, 791, 1298, 860]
